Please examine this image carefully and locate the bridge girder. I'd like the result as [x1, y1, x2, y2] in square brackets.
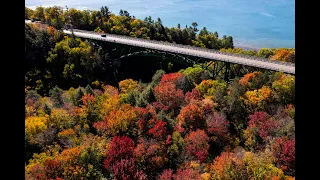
[65, 30, 295, 75]
[83, 37, 283, 82]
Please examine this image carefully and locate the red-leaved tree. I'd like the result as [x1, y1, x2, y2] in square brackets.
[148, 120, 168, 140]
[247, 111, 279, 141]
[184, 129, 209, 163]
[173, 164, 202, 180]
[111, 158, 147, 180]
[134, 138, 167, 178]
[27, 164, 46, 180]
[104, 136, 135, 172]
[271, 137, 295, 175]
[244, 111, 282, 151]
[158, 169, 174, 180]
[154, 82, 184, 109]
[206, 112, 229, 143]
[185, 88, 202, 104]
[43, 159, 63, 179]
[160, 72, 185, 85]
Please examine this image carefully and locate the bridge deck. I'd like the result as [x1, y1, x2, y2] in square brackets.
[62, 29, 294, 74]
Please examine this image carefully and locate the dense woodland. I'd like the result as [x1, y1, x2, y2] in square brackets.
[25, 6, 294, 60]
[25, 6, 295, 180]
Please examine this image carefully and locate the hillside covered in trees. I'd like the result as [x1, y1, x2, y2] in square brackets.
[25, 5, 295, 180]
[25, 19, 295, 96]
[25, 6, 294, 63]
[25, 68, 295, 179]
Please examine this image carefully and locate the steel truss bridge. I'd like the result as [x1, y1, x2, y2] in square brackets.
[62, 28, 295, 81]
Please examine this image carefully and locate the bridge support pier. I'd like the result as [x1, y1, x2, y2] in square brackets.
[224, 62, 230, 82]
[79, 36, 293, 83]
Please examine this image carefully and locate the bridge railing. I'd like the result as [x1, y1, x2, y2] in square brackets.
[70, 29, 295, 68]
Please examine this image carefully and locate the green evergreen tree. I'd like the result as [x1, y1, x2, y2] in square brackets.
[74, 87, 84, 107]
[151, 69, 166, 87]
[85, 84, 95, 95]
[26, 90, 41, 103]
[49, 86, 64, 107]
[44, 103, 51, 115]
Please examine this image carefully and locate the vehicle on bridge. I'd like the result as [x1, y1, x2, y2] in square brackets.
[63, 29, 295, 75]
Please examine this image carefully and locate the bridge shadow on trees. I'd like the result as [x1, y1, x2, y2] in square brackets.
[118, 55, 188, 83]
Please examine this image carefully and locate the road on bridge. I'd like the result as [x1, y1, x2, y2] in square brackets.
[63, 29, 295, 74]
[25, 20, 294, 74]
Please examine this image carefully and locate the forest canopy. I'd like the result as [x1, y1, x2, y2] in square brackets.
[25, 5, 294, 63]
[25, 69, 295, 179]
[25, 5, 295, 180]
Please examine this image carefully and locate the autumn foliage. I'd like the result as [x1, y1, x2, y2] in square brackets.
[25, 68, 295, 179]
[270, 48, 295, 63]
[185, 88, 201, 104]
[196, 79, 227, 97]
[173, 164, 202, 180]
[158, 169, 174, 180]
[25, 6, 295, 179]
[148, 120, 168, 140]
[239, 71, 260, 86]
[272, 74, 295, 105]
[160, 72, 185, 85]
[184, 129, 210, 163]
[206, 112, 229, 144]
[243, 111, 283, 152]
[242, 86, 272, 109]
[176, 103, 204, 133]
[271, 137, 295, 175]
[119, 79, 138, 93]
[93, 104, 136, 136]
[210, 151, 247, 179]
[154, 82, 184, 109]
[104, 136, 135, 171]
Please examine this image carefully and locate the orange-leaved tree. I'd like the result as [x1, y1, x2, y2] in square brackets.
[176, 103, 205, 133]
[94, 104, 137, 136]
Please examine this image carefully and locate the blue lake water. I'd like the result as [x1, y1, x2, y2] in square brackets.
[25, 0, 295, 49]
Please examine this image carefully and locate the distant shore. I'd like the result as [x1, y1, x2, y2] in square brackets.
[25, 0, 295, 49]
[234, 42, 294, 51]
[234, 45, 260, 51]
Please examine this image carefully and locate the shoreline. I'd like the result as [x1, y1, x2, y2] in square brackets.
[25, 4, 294, 50]
[233, 45, 260, 51]
[234, 42, 295, 51]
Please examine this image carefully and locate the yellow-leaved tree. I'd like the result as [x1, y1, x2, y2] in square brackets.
[272, 74, 295, 105]
[25, 116, 48, 144]
[241, 86, 272, 110]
